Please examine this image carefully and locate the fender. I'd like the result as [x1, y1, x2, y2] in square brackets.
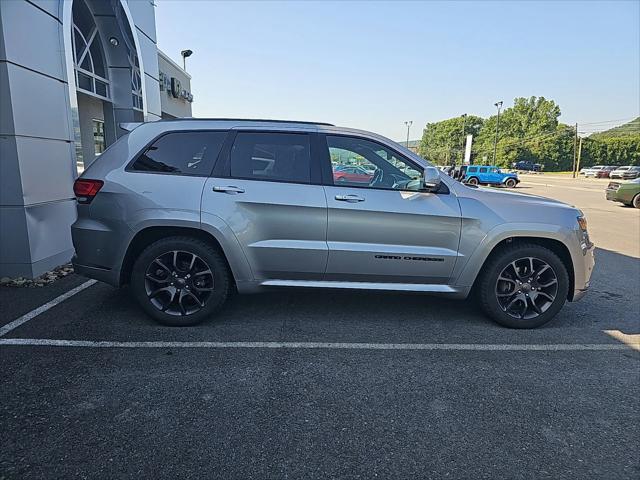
[452, 222, 580, 287]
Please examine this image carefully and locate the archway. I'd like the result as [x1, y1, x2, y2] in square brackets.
[62, 0, 148, 172]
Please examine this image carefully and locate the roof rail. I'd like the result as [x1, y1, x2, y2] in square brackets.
[159, 117, 335, 127]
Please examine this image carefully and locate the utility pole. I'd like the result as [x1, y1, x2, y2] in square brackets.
[460, 113, 467, 166]
[493, 101, 503, 164]
[404, 121, 413, 149]
[572, 123, 578, 178]
[576, 137, 583, 175]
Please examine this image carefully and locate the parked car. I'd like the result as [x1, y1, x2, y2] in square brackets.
[464, 165, 519, 188]
[595, 166, 619, 178]
[333, 165, 372, 184]
[610, 165, 640, 180]
[583, 165, 606, 177]
[606, 178, 640, 208]
[72, 118, 594, 329]
[512, 161, 542, 172]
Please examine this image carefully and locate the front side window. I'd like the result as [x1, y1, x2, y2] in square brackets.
[327, 136, 422, 191]
[131, 131, 226, 175]
[230, 132, 311, 183]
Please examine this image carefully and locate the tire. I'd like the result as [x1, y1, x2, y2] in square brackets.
[477, 243, 569, 329]
[467, 177, 479, 186]
[504, 178, 517, 188]
[633, 193, 640, 209]
[130, 236, 231, 326]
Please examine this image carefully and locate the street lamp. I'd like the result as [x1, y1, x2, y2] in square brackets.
[181, 49, 193, 71]
[460, 113, 467, 166]
[404, 121, 413, 149]
[492, 101, 503, 164]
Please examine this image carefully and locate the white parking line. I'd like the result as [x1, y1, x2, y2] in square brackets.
[0, 280, 97, 338]
[0, 338, 634, 351]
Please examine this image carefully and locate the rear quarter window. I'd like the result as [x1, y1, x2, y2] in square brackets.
[130, 131, 227, 176]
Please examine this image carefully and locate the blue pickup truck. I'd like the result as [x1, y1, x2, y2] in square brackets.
[464, 165, 519, 188]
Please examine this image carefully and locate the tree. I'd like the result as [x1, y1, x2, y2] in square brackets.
[418, 115, 483, 165]
[415, 98, 638, 170]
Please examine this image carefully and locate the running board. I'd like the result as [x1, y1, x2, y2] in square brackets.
[260, 279, 461, 294]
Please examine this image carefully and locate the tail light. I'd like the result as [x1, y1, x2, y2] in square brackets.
[73, 179, 103, 204]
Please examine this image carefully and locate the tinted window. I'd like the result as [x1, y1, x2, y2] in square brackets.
[327, 135, 422, 190]
[479, 167, 488, 173]
[132, 131, 226, 175]
[468, 167, 477, 173]
[230, 132, 311, 183]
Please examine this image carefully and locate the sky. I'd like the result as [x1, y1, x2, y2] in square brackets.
[155, 0, 640, 141]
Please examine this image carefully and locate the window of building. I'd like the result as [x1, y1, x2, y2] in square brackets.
[327, 136, 422, 190]
[72, 0, 109, 100]
[230, 132, 311, 183]
[93, 120, 105, 155]
[131, 131, 226, 175]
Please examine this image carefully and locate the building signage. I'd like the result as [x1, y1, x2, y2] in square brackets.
[159, 71, 193, 103]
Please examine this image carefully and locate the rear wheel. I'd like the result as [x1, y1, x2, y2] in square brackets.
[477, 243, 569, 328]
[504, 178, 517, 188]
[467, 177, 479, 186]
[130, 236, 230, 326]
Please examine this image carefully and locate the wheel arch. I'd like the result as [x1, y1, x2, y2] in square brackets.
[455, 226, 578, 301]
[472, 237, 575, 300]
[120, 225, 251, 287]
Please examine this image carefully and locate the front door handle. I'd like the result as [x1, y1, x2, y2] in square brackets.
[335, 194, 365, 203]
[212, 185, 245, 194]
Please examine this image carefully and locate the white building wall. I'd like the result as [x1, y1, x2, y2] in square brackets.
[0, 0, 161, 278]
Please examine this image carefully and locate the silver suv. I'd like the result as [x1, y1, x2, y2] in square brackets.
[71, 119, 595, 328]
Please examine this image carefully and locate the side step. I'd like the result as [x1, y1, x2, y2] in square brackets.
[260, 279, 463, 294]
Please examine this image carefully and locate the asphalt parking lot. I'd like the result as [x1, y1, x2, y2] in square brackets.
[1, 175, 639, 479]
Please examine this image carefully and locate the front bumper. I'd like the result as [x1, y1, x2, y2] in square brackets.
[571, 242, 595, 302]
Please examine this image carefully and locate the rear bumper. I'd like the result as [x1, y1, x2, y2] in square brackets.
[72, 257, 120, 287]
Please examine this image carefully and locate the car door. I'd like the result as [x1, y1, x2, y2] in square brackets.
[321, 134, 462, 285]
[488, 167, 502, 184]
[201, 130, 328, 281]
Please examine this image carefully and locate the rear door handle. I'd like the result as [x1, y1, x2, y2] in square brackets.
[335, 194, 365, 203]
[212, 186, 245, 194]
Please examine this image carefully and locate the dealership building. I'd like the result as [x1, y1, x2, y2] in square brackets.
[0, 0, 193, 278]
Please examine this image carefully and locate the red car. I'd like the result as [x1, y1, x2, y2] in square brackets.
[333, 165, 373, 184]
[596, 166, 619, 178]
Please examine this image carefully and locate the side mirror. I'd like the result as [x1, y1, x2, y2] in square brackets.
[423, 166, 442, 192]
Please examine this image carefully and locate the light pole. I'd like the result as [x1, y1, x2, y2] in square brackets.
[460, 113, 467, 166]
[181, 49, 193, 71]
[404, 121, 413, 149]
[492, 101, 503, 164]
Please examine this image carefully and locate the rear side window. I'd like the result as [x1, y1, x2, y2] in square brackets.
[230, 132, 311, 183]
[479, 167, 488, 173]
[131, 131, 226, 175]
[468, 167, 477, 173]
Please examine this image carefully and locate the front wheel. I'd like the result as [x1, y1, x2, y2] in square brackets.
[130, 236, 231, 326]
[633, 193, 640, 209]
[477, 243, 569, 328]
[504, 178, 517, 188]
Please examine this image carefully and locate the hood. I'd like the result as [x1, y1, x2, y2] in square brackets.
[453, 182, 578, 211]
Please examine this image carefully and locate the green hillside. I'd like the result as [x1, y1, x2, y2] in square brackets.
[590, 117, 640, 139]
